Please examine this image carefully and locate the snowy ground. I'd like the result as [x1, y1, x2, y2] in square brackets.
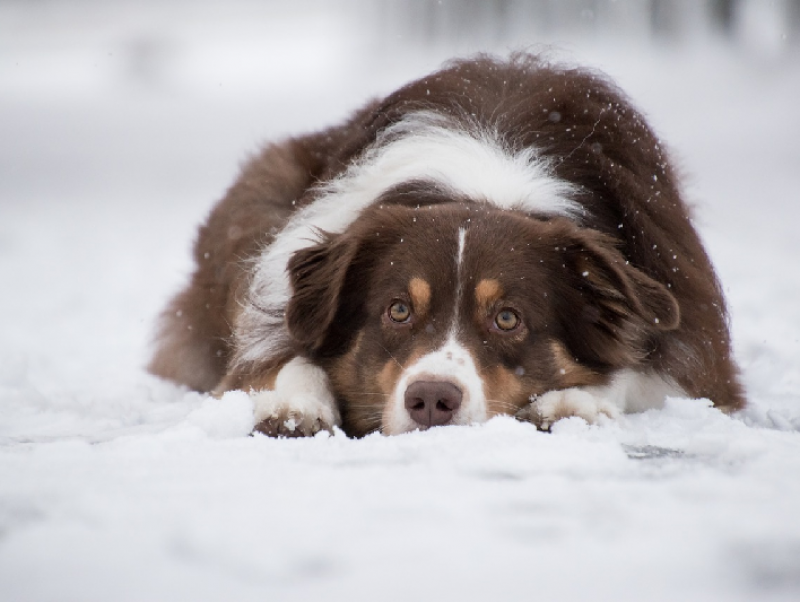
[2, 3, 800, 601]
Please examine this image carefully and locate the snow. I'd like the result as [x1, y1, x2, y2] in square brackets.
[2, 3, 800, 600]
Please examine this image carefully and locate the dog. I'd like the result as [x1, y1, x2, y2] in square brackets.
[149, 53, 745, 437]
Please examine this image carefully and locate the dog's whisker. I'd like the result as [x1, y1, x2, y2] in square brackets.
[484, 399, 525, 415]
[379, 343, 404, 370]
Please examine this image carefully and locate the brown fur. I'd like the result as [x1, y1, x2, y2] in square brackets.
[148, 103, 381, 390]
[549, 340, 606, 389]
[483, 365, 527, 417]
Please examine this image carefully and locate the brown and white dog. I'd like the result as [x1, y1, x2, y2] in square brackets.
[150, 54, 745, 437]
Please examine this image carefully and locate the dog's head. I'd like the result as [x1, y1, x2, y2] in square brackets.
[285, 199, 679, 436]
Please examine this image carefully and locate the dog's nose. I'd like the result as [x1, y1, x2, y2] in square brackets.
[404, 380, 463, 427]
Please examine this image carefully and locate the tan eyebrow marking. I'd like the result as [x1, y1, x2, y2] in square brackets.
[409, 277, 431, 317]
[475, 278, 503, 310]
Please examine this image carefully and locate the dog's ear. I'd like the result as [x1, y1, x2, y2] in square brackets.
[555, 228, 680, 367]
[285, 231, 367, 357]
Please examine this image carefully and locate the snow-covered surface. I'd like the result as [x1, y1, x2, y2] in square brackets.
[2, 3, 800, 600]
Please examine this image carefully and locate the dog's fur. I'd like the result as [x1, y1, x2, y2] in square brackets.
[150, 54, 745, 437]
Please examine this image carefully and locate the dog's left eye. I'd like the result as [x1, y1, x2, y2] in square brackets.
[494, 309, 520, 331]
[388, 301, 412, 323]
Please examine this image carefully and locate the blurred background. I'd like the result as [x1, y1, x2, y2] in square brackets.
[2, 0, 798, 208]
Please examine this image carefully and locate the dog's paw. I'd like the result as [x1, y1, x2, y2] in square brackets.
[515, 388, 620, 431]
[251, 390, 334, 437]
[249, 357, 341, 438]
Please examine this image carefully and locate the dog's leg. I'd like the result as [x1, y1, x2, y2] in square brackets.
[246, 357, 342, 437]
[516, 369, 682, 430]
[516, 388, 621, 430]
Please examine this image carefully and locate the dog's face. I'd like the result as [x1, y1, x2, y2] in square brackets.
[286, 200, 678, 436]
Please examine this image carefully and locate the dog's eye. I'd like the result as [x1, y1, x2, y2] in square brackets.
[388, 301, 411, 323]
[494, 309, 520, 331]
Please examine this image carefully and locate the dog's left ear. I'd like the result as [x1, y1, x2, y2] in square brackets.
[286, 232, 366, 357]
[556, 227, 680, 366]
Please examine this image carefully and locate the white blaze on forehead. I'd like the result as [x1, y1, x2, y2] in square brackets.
[456, 228, 468, 297]
[451, 226, 467, 337]
[383, 337, 487, 435]
[235, 111, 580, 366]
[456, 227, 467, 269]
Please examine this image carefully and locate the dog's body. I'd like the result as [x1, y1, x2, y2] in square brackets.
[150, 54, 745, 436]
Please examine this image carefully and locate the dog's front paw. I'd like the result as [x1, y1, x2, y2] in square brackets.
[516, 388, 620, 431]
[249, 357, 341, 438]
[251, 390, 334, 437]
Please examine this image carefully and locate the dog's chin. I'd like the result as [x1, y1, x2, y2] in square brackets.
[380, 405, 484, 436]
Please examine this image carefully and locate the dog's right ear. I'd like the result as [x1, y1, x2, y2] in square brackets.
[285, 232, 366, 357]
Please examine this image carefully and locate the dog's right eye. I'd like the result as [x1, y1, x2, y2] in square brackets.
[388, 301, 412, 323]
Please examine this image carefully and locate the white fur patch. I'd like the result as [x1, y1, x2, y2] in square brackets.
[531, 369, 684, 429]
[234, 111, 580, 367]
[251, 357, 341, 434]
[532, 388, 621, 430]
[383, 337, 487, 435]
[456, 227, 467, 269]
[451, 226, 468, 331]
